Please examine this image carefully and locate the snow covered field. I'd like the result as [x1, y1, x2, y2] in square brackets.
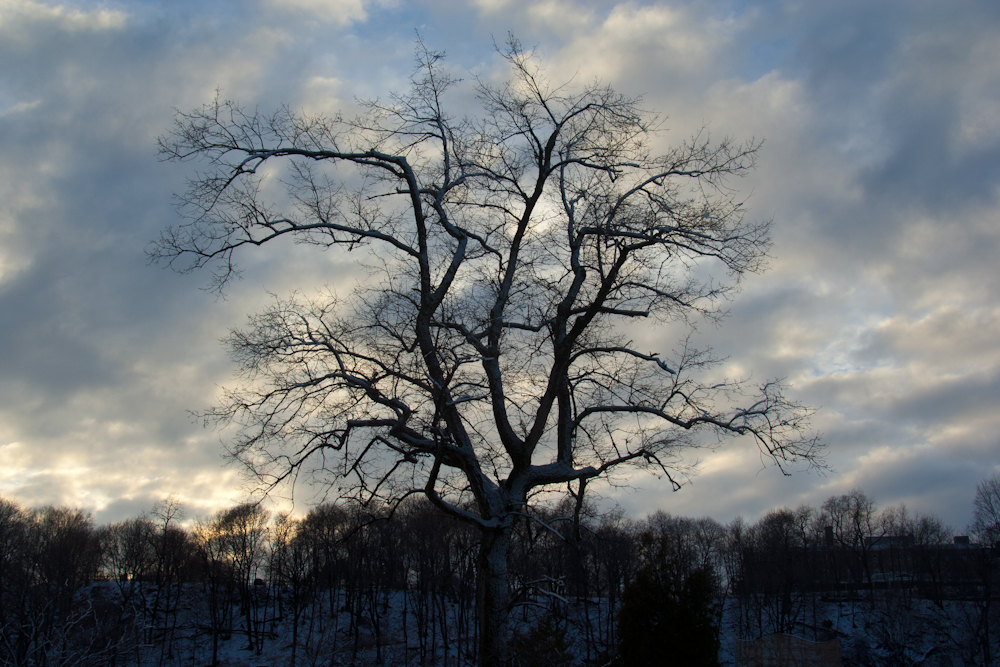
[39, 580, 992, 666]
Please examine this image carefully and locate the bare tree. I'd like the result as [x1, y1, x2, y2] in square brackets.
[194, 511, 239, 667]
[146, 497, 191, 665]
[154, 38, 821, 666]
[972, 473, 1000, 546]
[214, 502, 270, 654]
[0, 505, 108, 667]
[267, 513, 315, 667]
[965, 474, 1000, 664]
[99, 516, 156, 665]
[0, 497, 29, 666]
[820, 490, 882, 592]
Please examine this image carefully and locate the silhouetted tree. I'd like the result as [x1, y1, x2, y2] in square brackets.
[99, 515, 156, 664]
[154, 39, 821, 664]
[965, 476, 1000, 665]
[215, 502, 270, 653]
[0, 503, 113, 666]
[727, 508, 814, 641]
[268, 512, 314, 667]
[972, 474, 1000, 546]
[617, 531, 720, 667]
[0, 497, 29, 665]
[820, 490, 882, 592]
[144, 497, 194, 666]
[194, 510, 239, 666]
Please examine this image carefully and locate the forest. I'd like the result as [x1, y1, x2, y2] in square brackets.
[2, 483, 999, 667]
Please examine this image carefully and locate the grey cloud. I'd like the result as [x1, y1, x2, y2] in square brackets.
[881, 371, 1000, 431]
[0, 0, 420, 515]
[2, 0, 999, 534]
[721, 3, 1000, 267]
[828, 445, 986, 530]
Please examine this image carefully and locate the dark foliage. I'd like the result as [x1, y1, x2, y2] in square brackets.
[510, 614, 574, 667]
[616, 531, 720, 667]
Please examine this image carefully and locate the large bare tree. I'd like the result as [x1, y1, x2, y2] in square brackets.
[154, 39, 821, 666]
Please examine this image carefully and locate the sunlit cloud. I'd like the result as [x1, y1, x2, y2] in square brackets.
[0, 0, 126, 32]
[261, 0, 370, 24]
[0, 0, 997, 531]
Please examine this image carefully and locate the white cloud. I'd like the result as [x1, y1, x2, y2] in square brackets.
[261, 0, 369, 24]
[0, 0, 126, 33]
[537, 3, 732, 90]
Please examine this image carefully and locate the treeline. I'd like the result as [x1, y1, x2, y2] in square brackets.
[1, 495, 632, 666]
[725, 490, 999, 666]
[1, 485, 998, 666]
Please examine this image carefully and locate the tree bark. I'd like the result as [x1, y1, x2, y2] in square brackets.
[477, 527, 511, 667]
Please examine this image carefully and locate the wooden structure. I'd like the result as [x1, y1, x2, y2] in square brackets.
[736, 633, 842, 667]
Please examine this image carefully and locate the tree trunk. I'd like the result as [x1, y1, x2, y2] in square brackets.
[477, 527, 511, 667]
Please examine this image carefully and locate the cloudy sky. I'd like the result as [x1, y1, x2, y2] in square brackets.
[1, 0, 998, 530]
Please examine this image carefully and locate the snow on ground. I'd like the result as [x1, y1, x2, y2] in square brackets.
[69, 582, 987, 666]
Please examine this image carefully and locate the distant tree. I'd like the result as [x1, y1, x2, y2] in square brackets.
[100, 515, 156, 664]
[298, 502, 348, 626]
[341, 505, 400, 664]
[101, 516, 155, 600]
[0, 504, 113, 667]
[728, 507, 816, 640]
[592, 509, 637, 653]
[617, 531, 720, 667]
[216, 502, 270, 653]
[268, 512, 314, 667]
[971, 473, 1000, 546]
[820, 490, 882, 590]
[963, 475, 1000, 665]
[642, 511, 727, 582]
[908, 512, 951, 604]
[154, 37, 821, 666]
[28, 506, 103, 618]
[194, 509, 241, 666]
[401, 500, 470, 665]
[143, 497, 194, 665]
[0, 497, 29, 665]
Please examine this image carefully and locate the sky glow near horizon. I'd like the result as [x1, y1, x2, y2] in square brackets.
[1, 0, 999, 530]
